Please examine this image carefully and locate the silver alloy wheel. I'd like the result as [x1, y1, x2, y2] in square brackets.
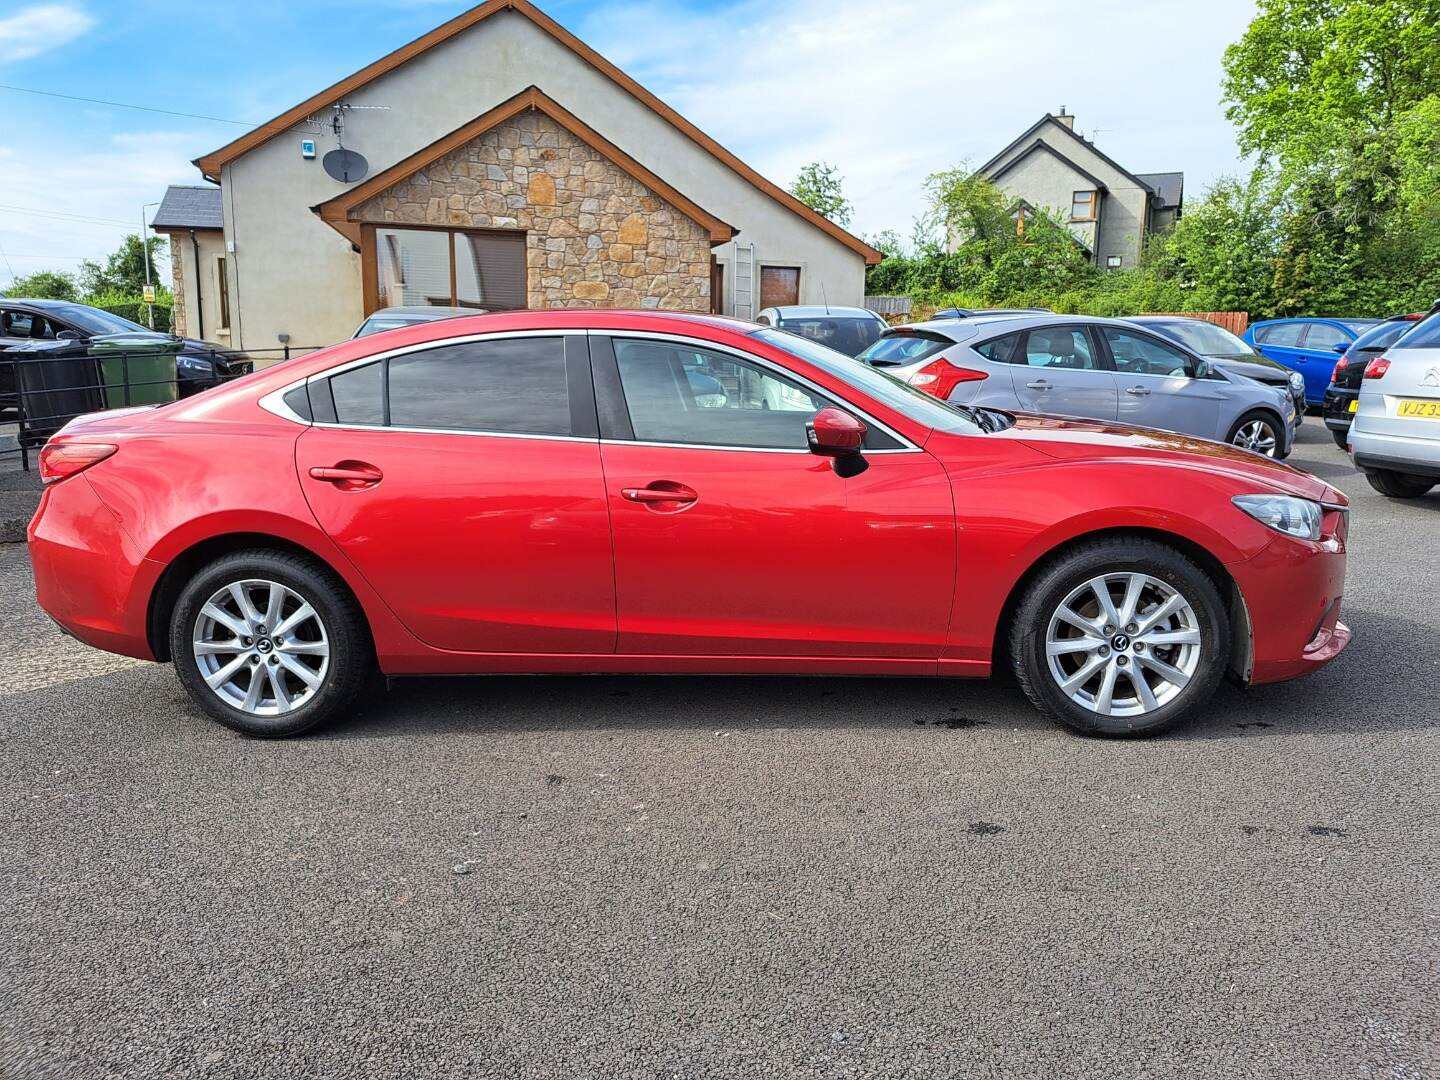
[192, 579, 329, 716]
[1044, 573, 1202, 718]
[1232, 419, 1278, 457]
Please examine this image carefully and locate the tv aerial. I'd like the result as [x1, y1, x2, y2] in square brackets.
[315, 101, 390, 184]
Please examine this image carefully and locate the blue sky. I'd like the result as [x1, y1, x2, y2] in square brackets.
[0, 0, 1258, 289]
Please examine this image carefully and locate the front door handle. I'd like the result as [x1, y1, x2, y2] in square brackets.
[1026, 379, 1052, 390]
[308, 462, 383, 489]
[622, 482, 698, 509]
[1125, 385, 1151, 396]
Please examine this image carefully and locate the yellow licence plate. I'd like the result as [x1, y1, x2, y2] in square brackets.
[1348, 399, 1358, 413]
[1398, 399, 1440, 418]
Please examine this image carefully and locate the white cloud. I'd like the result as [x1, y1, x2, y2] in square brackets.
[575, 0, 1255, 238]
[0, 3, 95, 63]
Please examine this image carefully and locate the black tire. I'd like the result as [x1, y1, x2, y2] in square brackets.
[1008, 538, 1229, 738]
[1227, 410, 1285, 459]
[1331, 428, 1349, 449]
[169, 548, 375, 738]
[1365, 470, 1436, 499]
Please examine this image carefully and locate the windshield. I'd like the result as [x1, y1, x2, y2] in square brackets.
[774, 316, 885, 358]
[751, 327, 984, 435]
[52, 304, 150, 335]
[858, 331, 953, 367]
[1146, 319, 1251, 355]
[1395, 312, 1440, 349]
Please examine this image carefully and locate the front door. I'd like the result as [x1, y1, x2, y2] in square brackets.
[759, 266, 801, 310]
[1007, 325, 1119, 420]
[592, 334, 955, 659]
[295, 333, 616, 655]
[1098, 325, 1225, 437]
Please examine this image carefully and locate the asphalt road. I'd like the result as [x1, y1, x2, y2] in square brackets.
[2, 422, 1437, 1079]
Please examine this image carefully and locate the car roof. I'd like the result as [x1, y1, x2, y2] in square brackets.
[0, 298, 79, 311]
[765, 306, 880, 320]
[887, 312, 1165, 344]
[367, 306, 475, 319]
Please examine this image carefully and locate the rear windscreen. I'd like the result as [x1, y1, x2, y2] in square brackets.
[1396, 313, 1440, 348]
[775, 317, 886, 357]
[858, 331, 953, 366]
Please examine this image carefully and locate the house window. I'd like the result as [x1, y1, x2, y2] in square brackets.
[215, 256, 231, 332]
[1071, 191, 1097, 221]
[373, 227, 525, 311]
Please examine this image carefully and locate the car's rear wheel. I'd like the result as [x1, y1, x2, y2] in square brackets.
[169, 549, 373, 737]
[1009, 539, 1229, 737]
[1365, 470, 1436, 499]
[1331, 428, 1349, 449]
[1227, 411, 1283, 458]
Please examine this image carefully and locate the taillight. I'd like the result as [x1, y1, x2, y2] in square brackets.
[1363, 357, 1391, 380]
[1333, 354, 1349, 373]
[906, 358, 988, 399]
[38, 442, 118, 485]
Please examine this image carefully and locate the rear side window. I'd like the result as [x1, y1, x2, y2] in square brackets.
[974, 333, 1022, 363]
[388, 338, 569, 434]
[1256, 323, 1304, 346]
[316, 337, 571, 435]
[1020, 328, 1098, 369]
[1396, 313, 1440, 348]
[860, 331, 951, 366]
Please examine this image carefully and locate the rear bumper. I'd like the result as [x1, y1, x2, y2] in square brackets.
[1322, 388, 1356, 431]
[1349, 427, 1440, 477]
[1233, 527, 1351, 685]
[28, 475, 160, 661]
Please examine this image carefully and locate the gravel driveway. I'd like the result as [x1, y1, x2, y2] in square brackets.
[2, 423, 1436, 1079]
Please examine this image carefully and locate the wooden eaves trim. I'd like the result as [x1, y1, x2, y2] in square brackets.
[310, 87, 735, 247]
[195, 0, 882, 264]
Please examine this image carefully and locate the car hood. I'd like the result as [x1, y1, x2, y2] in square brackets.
[1004, 413, 1342, 502]
[1209, 353, 1293, 379]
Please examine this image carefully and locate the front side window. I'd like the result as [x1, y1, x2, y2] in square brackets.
[1302, 323, 1350, 352]
[614, 339, 823, 449]
[1101, 328, 1196, 378]
[1020, 328, 1098, 369]
[318, 337, 570, 435]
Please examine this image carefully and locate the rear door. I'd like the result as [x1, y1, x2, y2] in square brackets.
[1098, 326, 1226, 438]
[1006, 325, 1119, 420]
[295, 332, 616, 655]
[1252, 321, 1311, 387]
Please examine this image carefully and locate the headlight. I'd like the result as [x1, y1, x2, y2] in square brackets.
[1288, 371, 1305, 391]
[1232, 494, 1322, 540]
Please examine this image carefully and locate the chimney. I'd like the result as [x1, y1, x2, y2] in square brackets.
[1054, 106, 1075, 130]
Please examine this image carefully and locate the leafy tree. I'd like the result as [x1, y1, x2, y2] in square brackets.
[5, 269, 78, 301]
[789, 162, 853, 226]
[78, 234, 166, 299]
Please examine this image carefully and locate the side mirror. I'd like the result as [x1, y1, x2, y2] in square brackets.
[1332, 342, 1348, 354]
[56, 329, 84, 341]
[1192, 359, 1212, 379]
[806, 405, 869, 477]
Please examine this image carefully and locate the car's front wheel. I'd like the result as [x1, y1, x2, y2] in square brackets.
[1009, 539, 1229, 737]
[1227, 411, 1284, 458]
[1365, 470, 1436, 499]
[169, 549, 374, 737]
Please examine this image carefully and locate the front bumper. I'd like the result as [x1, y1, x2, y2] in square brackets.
[1232, 517, 1351, 685]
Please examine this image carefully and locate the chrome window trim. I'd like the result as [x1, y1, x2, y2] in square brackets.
[310, 421, 597, 444]
[593, 328, 922, 452]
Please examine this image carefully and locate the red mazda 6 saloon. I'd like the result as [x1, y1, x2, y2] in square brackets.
[28, 310, 1351, 738]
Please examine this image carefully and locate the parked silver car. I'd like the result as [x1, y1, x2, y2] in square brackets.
[755, 305, 888, 358]
[352, 306, 475, 338]
[1348, 310, 1440, 498]
[858, 314, 1297, 457]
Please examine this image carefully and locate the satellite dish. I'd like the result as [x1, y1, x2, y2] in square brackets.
[322, 149, 369, 183]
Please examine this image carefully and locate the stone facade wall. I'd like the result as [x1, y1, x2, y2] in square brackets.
[354, 111, 711, 311]
[159, 231, 188, 337]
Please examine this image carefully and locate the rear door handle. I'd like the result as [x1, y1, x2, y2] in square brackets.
[1125, 386, 1151, 396]
[309, 462, 383, 488]
[1026, 379, 1052, 390]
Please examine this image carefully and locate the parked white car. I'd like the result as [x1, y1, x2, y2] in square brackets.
[1348, 310, 1440, 498]
[755, 305, 888, 357]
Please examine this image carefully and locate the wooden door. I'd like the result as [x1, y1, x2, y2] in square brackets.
[710, 258, 724, 315]
[759, 266, 800, 309]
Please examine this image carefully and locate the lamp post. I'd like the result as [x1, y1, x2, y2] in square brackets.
[141, 201, 160, 330]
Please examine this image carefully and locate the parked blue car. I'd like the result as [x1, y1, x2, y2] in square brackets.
[1243, 317, 1381, 407]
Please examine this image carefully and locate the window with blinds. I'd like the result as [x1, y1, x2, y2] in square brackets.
[374, 227, 526, 311]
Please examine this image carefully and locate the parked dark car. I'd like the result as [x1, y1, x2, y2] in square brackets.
[1243, 317, 1381, 407]
[1321, 314, 1425, 448]
[1127, 316, 1306, 423]
[0, 299, 244, 409]
[931, 307, 1051, 320]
